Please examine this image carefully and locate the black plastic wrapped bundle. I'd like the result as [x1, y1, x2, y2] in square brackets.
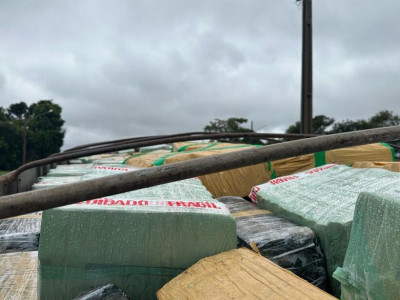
[0, 215, 41, 253]
[217, 196, 328, 291]
[73, 284, 129, 300]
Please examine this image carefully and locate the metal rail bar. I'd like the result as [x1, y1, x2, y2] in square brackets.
[62, 131, 206, 152]
[1, 126, 399, 219]
[2, 132, 316, 182]
[60, 132, 316, 155]
[387, 143, 400, 151]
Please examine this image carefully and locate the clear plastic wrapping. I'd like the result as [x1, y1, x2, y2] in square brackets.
[32, 176, 82, 190]
[0, 251, 38, 299]
[39, 172, 236, 299]
[250, 164, 400, 296]
[333, 192, 400, 299]
[218, 196, 328, 290]
[0, 215, 41, 253]
[72, 283, 129, 300]
[32, 164, 141, 190]
[46, 164, 94, 177]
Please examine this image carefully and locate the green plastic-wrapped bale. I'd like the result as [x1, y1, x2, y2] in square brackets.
[38, 180, 236, 300]
[46, 164, 93, 177]
[333, 192, 400, 299]
[250, 164, 400, 297]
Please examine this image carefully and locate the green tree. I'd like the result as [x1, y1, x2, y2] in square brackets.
[204, 117, 263, 144]
[26, 100, 65, 161]
[370, 110, 400, 127]
[204, 117, 251, 133]
[7, 102, 29, 120]
[0, 100, 65, 170]
[286, 111, 400, 136]
[0, 107, 21, 170]
[286, 115, 335, 134]
[331, 110, 400, 133]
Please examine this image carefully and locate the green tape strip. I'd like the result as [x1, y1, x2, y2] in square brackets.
[153, 153, 177, 166]
[122, 153, 145, 164]
[380, 142, 396, 162]
[154, 144, 255, 166]
[40, 264, 184, 280]
[177, 144, 193, 152]
[271, 170, 276, 179]
[195, 142, 219, 152]
[314, 151, 326, 167]
[267, 161, 271, 171]
[177, 143, 219, 152]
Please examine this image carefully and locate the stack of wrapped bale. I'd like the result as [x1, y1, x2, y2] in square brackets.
[218, 196, 328, 290]
[268, 143, 394, 179]
[126, 142, 393, 198]
[0, 250, 38, 299]
[125, 143, 270, 198]
[352, 161, 400, 172]
[172, 141, 246, 152]
[157, 248, 336, 300]
[0, 214, 41, 253]
[250, 164, 400, 297]
[38, 166, 236, 299]
[46, 164, 94, 177]
[32, 176, 82, 190]
[0, 212, 41, 298]
[333, 192, 400, 299]
[32, 164, 141, 190]
[139, 144, 172, 153]
[78, 153, 129, 164]
[91, 154, 131, 165]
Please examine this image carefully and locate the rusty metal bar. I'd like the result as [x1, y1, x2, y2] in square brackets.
[387, 143, 400, 152]
[3, 132, 316, 182]
[60, 132, 316, 155]
[0, 126, 399, 219]
[62, 131, 206, 152]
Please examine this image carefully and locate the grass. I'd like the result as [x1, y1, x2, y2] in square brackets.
[0, 170, 9, 176]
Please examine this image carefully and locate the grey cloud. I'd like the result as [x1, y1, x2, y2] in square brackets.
[0, 0, 399, 150]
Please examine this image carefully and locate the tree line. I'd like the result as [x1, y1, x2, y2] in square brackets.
[0, 100, 65, 170]
[285, 110, 400, 134]
[204, 110, 400, 144]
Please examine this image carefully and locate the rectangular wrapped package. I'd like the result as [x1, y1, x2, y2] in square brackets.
[79, 165, 211, 200]
[38, 179, 236, 300]
[218, 196, 328, 291]
[269, 143, 394, 179]
[0, 251, 38, 299]
[90, 154, 130, 165]
[125, 144, 270, 198]
[157, 248, 336, 300]
[250, 164, 400, 297]
[333, 192, 400, 299]
[33, 165, 140, 190]
[79, 164, 141, 180]
[352, 161, 400, 172]
[172, 141, 247, 152]
[0, 214, 41, 253]
[46, 164, 94, 177]
[32, 176, 82, 190]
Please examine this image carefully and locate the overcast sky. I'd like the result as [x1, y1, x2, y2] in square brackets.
[1, 1, 399, 150]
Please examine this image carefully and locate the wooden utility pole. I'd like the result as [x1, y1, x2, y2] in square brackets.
[300, 0, 313, 134]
